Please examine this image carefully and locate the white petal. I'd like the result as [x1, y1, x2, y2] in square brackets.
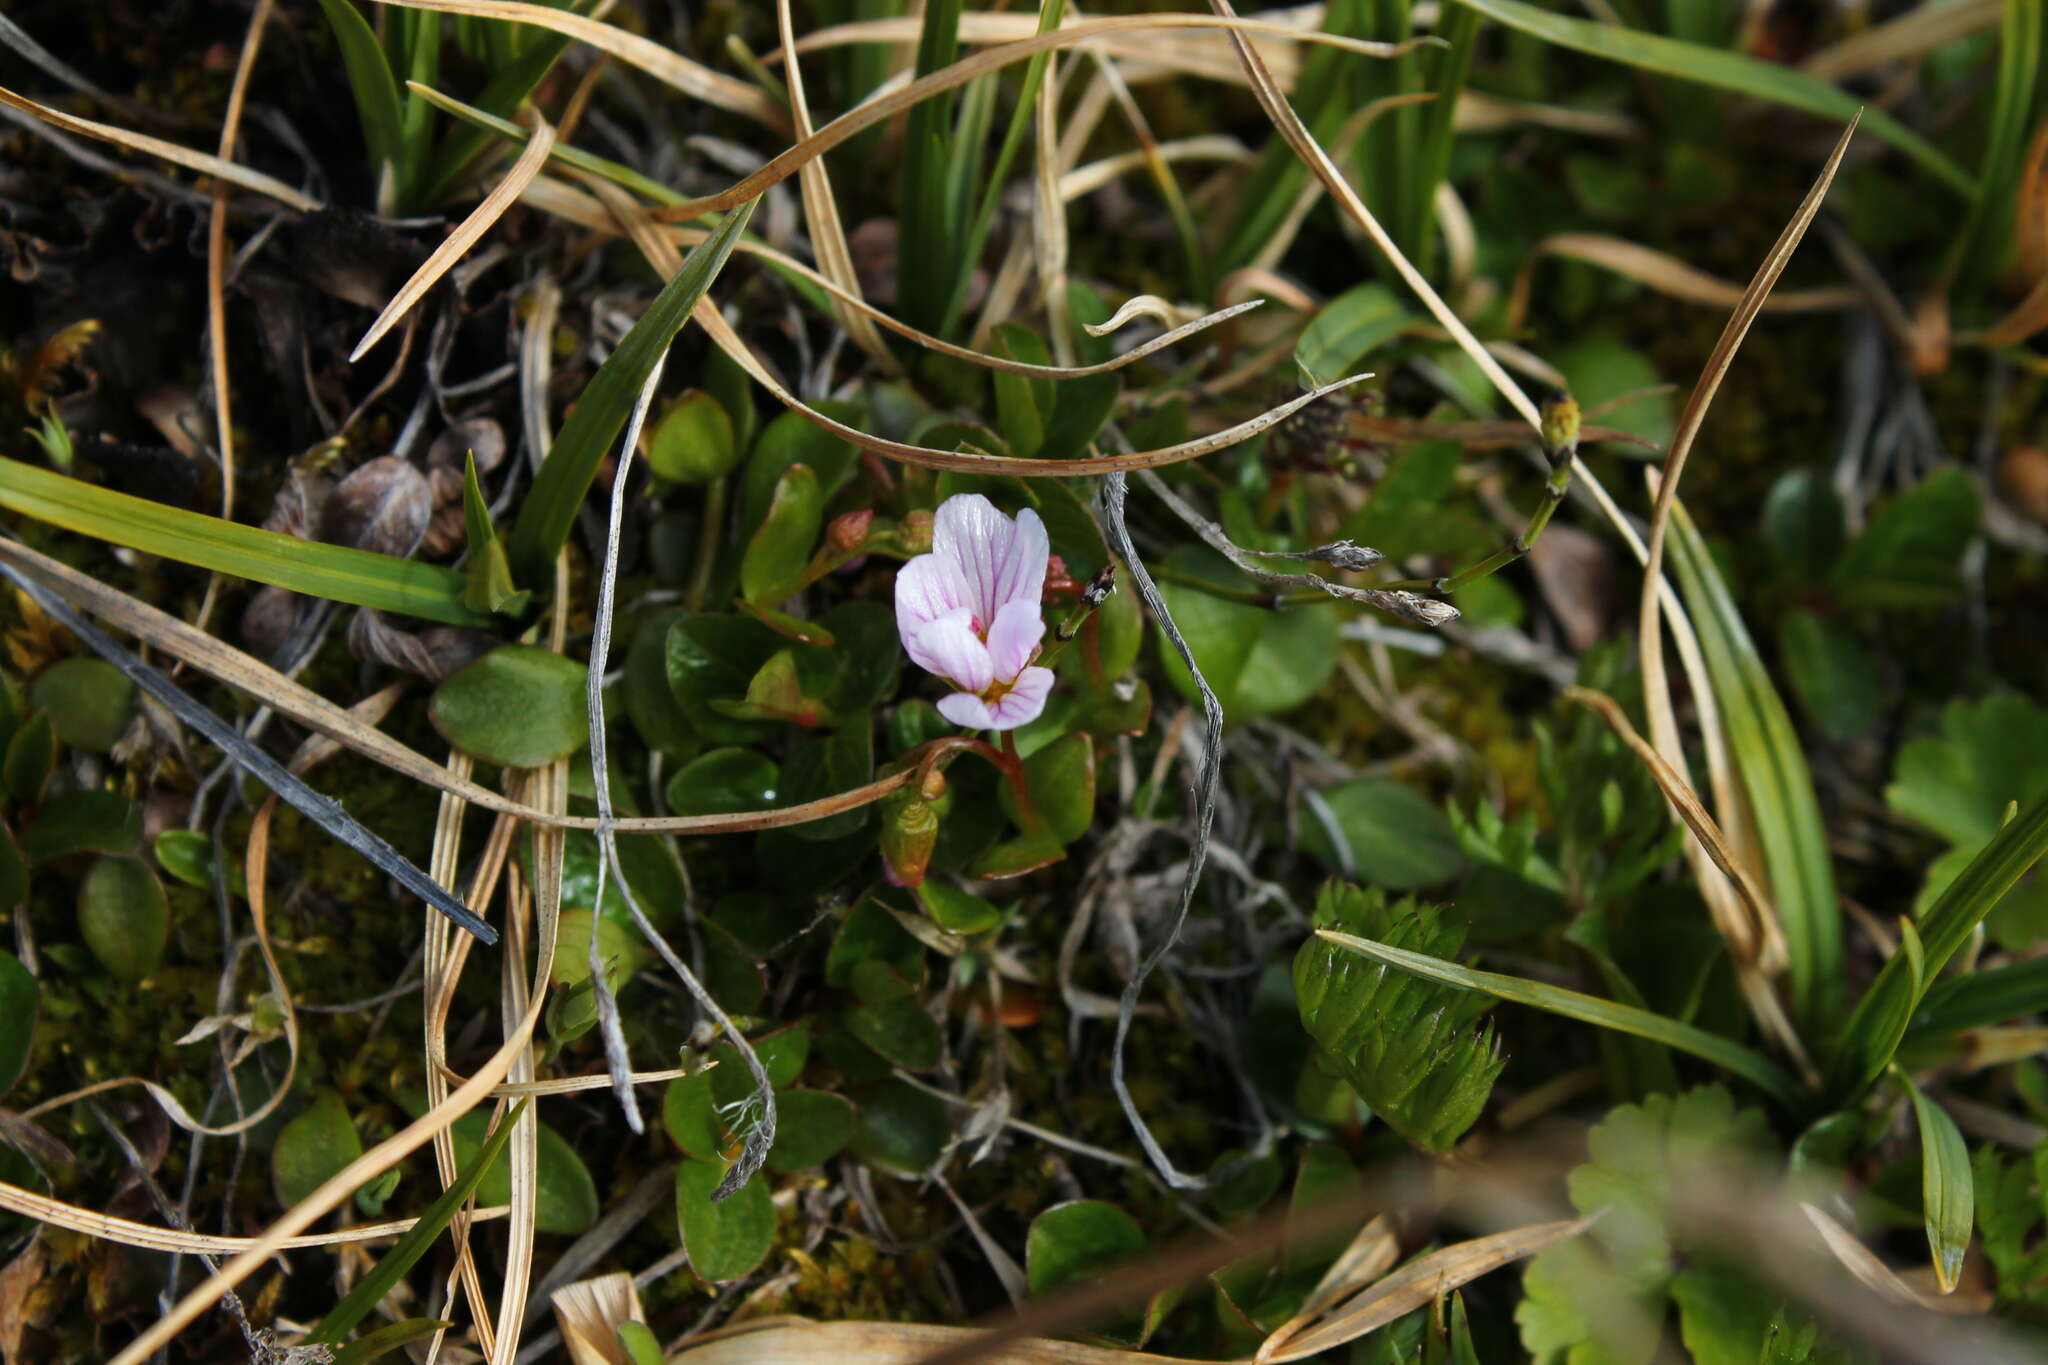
[991, 507, 1049, 614]
[910, 610, 994, 693]
[932, 493, 1007, 625]
[895, 552, 972, 643]
[984, 599, 1045, 680]
[982, 667, 1053, 730]
[936, 691, 999, 729]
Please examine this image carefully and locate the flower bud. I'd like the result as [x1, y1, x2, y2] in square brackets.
[880, 791, 939, 888]
[827, 508, 874, 553]
[919, 766, 947, 802]
[897, 508, 933, 555]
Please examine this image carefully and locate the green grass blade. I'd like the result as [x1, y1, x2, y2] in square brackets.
[1666, 501, 1841, 1038]
[1215, 0, 1372, 277]
[1404, 2, 1477, 279]
[1446, 0, 1975, 198]
[1313, 928, 1802, 1105]
[508, 200, 755, 584]
[1832, 795, 2048, 1095]
[940, 0, 1068, 337]
[416, 1, 586, 204]
[328, 1319, 454, 1365]
[394, 8, 442, 206]
[897, 0, 965, 334]
[1898, 1068, 1973, 1294]
[0, 458, 488, 627]
[303, 1100, 530, 1345]
[1910, 955, 2048, 1038]
[1950, 0, 2041, 291]
[407, 81, 682, 205]
[313, 0, 406, 195]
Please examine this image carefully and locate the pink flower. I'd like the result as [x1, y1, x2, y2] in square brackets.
[894, 494, 1054, 731]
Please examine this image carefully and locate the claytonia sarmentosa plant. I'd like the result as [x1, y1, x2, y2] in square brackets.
[895, 494, 1053, 731]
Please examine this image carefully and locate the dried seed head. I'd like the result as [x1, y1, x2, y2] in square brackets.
[240, 585, 301, 660]
[1387, 592, 1461, 628]
[323, 455, 432, 558]
[262, 469, 332, 540]
[420, 500, 467, 559]
[427, 464, 464, 507]
[427, 417, 507, 475]
[1301, 540, 1382, 571]
[346, 608, 436, 677]
[418, 627, 499, 683]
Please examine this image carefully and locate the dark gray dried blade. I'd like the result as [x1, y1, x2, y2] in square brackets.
[0, 557, 496, 944]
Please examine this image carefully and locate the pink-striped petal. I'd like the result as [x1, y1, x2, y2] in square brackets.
[984, 599, 1046, 680]
[895, 551, 973, 643]
[909, 610, 994, 693]
[933, 495, 1048, 625]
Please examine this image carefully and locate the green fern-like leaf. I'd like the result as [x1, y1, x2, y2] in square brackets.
[1293, 883, 1503, 1152]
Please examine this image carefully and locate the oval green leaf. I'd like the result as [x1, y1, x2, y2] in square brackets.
[429, 645, 589, 769]
[28, 658, 135, 753]
[676, 1159, 775, 1281]
[0, 950, 37, 1096]
[1026, 1199, 1147, 1298]
[273, 1092, 365, 1211]
[77, 855, 168, 981]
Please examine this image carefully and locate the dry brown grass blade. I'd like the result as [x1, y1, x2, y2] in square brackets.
[0, 83, 320, 211]
[194, 0, 275, 642]
[1200, 0, 1541, 434]
[1507, 232, 1859, 331]
[674, 1321, 1200, 1363]
[489, 1066, 692, 1097]
[1262, 1215, 1598, 1363]
[588, 174, 1374, 476]
[0, 538, 918, 833]
[1800, 0, 2000, 84]
[350, 114, 557, 362]
[1253, 1215, 1399, 1364]
[1959, 276, 2048, 349]
[0, 1183, 507, 1256]
[520, 174, 1265, 379]
[1564, 687, 1777, 963]
[1635, 118, 1856, 1023]
[372, 0, 785, 129]
[1452, 92, 1640, 139]
[1249, 93, 1436, 276]
[2014, 117, 2048, 287]
[639, 16, 1430, 220]
[1059, 135, 1248, 202]
[775, 0, 891, 365]
[1567, 685, 1808, 1074]
[782, 9, 1416, 91]
[697, 293, 1368, 474]
[1800, 1205, 1990, 1316]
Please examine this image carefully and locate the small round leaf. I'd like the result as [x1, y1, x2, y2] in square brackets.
[676, 1160, 775, 1280]
[29, 659, 135, 754]
[273, 1092, 364, 1211]
[429, 646, 589, 769]
[77, 855, 168, 981]
[1026, 1200, 1146, 1298]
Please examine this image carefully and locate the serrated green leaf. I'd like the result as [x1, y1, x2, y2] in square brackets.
[1314, 917, 1801, 1106]
[1294, 885, 1504, 1151]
